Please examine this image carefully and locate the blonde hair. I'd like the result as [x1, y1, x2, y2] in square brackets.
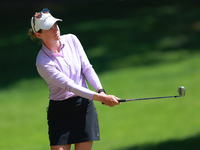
[28, 28, 42, 44]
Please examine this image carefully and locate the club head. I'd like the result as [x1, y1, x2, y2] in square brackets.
[177, 86, 185, 97]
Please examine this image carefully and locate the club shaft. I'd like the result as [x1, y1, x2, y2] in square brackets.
[118, 95, 180, 102]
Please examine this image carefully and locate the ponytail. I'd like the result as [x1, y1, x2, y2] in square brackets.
[28, 28, 42, 44]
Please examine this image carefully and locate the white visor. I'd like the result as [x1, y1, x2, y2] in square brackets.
[31, 11, 62, 33]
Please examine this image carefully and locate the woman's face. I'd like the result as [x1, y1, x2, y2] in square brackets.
[36, 22, 60, 43]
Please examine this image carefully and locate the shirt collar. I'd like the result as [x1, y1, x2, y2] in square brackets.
[42, 41, 65, 57]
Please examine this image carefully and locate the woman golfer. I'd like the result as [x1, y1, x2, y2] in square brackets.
[29, 8, 120, 150]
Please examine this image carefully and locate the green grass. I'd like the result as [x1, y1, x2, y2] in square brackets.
[0, 51, 200, 150]
[92, 52, 200, 150]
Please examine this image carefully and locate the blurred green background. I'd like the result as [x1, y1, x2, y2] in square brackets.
[0, 0, 200, 150]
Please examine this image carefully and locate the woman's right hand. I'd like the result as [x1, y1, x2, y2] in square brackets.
[92, 93, 120, 107]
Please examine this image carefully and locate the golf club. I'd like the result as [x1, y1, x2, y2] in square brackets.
[118, 86, 185, 102]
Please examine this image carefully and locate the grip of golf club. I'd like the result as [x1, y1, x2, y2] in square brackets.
[118, 99, 126, 102]
[102, 99, 126, 105]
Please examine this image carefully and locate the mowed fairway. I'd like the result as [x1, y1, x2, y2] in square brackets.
[94, 53, 200, 150]
[0, 52, 199, 150]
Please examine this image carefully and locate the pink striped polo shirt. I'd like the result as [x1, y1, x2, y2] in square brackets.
[36, 34, 102, 100]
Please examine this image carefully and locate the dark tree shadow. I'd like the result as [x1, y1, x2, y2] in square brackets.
[113, 133, 200, 150]
[0, 0, 200, 88]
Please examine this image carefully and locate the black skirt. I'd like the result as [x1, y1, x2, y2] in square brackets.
[47, 96, 100, 146]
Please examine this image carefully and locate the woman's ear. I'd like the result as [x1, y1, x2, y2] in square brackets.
[35, 32, 42, 39]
